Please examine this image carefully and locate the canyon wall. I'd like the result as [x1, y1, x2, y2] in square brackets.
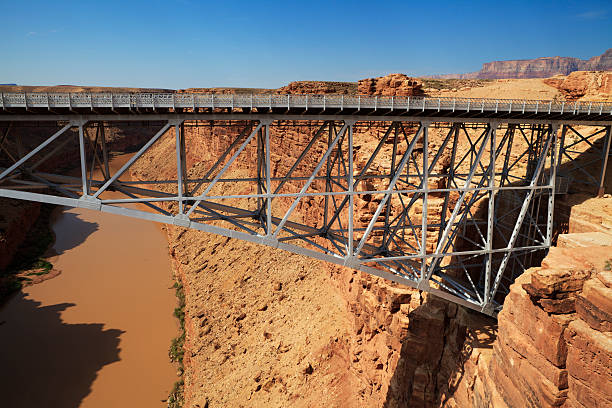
[427, 48, 612, 80]
[129, 120, 489, 408]
[129, 75, 611, 407]
[543, 71, 612, 101]
[2, 76, 610, 406]
[445, 239, 612, 408]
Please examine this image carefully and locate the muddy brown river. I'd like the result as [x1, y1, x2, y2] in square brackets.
[0, 156, 178, 407]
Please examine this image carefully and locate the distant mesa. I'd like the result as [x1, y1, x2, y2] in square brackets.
[426, 48, 612, 80]
[0, 83, 17, 86]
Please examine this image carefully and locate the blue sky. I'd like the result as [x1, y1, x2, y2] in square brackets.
[1, 0, 610, 89]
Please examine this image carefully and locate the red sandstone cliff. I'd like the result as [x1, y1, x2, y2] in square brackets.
[3, 76, 611, 407]
[358, 74, 424, 96]
[444, 239, 612, 408]
[428, 48, 612, 80]
[543, 71, 612, 101]
[125, 74, 611, 407]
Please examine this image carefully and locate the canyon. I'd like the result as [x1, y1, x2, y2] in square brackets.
[0, 72, 611, 408]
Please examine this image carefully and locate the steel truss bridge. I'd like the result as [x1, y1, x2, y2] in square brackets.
[1, 93, 611, 316]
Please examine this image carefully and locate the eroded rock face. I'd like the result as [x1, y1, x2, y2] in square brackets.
[446, 243, 612, 408]
[0, 199, 40, 270]
[358, 74, 424, 96]
[427, 48, 612, 80]
[543, 71, 612, 101]
[123, 81, 610, 407]
[127, 115, 487, 407]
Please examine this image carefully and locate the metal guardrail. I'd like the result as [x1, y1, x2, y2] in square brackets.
[1, 92, 612, 116]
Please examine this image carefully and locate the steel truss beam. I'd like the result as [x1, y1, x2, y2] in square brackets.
[0, 115, 610, 317]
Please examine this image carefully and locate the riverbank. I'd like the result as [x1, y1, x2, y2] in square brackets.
[0, 202, 58, 304]
[0, 156, 179, 407]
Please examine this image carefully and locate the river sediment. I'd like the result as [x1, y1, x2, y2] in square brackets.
[0, 156, 178, 407]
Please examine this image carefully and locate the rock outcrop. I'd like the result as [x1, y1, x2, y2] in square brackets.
[543, 71, 612, 101]
[357, 74, 424, 96]
[445, 239, 612, 408]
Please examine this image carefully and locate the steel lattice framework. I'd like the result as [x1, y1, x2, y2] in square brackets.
[1, 93, 611, 316]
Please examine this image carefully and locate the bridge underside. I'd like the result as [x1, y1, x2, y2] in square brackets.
[1, 113, 610, 316]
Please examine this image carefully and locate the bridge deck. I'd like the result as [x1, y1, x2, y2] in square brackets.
[1, 92, 611, 122]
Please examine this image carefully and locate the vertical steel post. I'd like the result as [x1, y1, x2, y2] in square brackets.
[180, 122, 187, 191]
[483, 123, 497, 311]
[265, 120, 272, 235]
[78, 122, 88, 196]
[546, 124, 560, 245]
[323, 122, 333, 228]
[256, 124, 263, 215]
[420, 122, 429, 282]
[384, 123, 399, 251]
[175, 121, 184, 214]
[100, 122, 110, 181]
[597, 126, 611, 197]
[87, 124, 101, 190]
[347, 121, 354, 255]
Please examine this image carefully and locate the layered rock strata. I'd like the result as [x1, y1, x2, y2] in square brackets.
[427, 48, 612, 80]
[445, 240, 612, 408]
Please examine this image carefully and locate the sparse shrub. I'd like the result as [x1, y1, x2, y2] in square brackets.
[168, 280, 186, 407]
[167, 379, 184, 408]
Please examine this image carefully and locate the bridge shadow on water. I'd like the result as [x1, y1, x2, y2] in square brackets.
[47, 210, 100, 256]
[0, 293, 123, 408]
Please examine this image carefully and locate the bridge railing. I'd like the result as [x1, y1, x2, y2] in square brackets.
[1, 92, 612, 116]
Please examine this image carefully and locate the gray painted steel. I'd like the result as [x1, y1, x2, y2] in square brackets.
[1, 92, 611, 122]
[1, 93, 611, 316]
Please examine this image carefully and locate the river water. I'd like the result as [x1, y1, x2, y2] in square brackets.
[0, 156, 178, 407]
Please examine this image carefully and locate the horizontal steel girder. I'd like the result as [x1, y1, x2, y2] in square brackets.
[0, 116, 610, 317]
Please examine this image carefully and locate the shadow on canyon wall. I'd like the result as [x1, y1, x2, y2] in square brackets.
[382, 125, 610, 407]
[0, 294, 123, 408]
[382, 300, 496, 407]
